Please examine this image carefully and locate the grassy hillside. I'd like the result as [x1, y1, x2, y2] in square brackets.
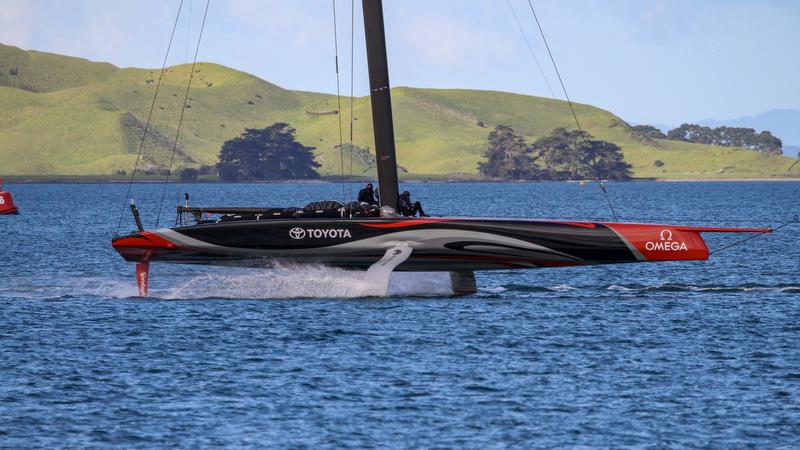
[1, 43, 797, 179]
[0, 44, 118, 92]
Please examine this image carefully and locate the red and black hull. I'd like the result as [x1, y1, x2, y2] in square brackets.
[112, 217, 768, 271]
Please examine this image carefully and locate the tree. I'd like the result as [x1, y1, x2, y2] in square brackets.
[217, 123, 320, 181]
[667, 123, 715, 144]
[631, 125, 666, 140]
[755, 130, 782, 155]
[180, 167, 199, 182]
[531, 128, 585, 179]
[478, 125, 540, 179]
[577, 140, 632, 180]
[198, 165, 216, 176]
[532, 128, 631, 180]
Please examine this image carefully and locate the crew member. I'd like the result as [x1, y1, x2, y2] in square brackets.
[358, 183, 378, 205]
[398, 191, 428, 217]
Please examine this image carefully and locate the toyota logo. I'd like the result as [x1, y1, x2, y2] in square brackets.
[289, 227, 306, 240]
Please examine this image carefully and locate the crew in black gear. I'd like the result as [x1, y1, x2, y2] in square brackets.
[344, 201, 379, 217]
[358, 183, 377, 205]
[398, 191, 428, 217]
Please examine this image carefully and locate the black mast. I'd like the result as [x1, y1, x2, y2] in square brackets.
[362, 0, 399, 211]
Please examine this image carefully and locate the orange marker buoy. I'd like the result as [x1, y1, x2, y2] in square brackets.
[0, 177, 19, 215]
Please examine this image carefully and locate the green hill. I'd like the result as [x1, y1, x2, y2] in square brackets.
[0, 43, 797, 179]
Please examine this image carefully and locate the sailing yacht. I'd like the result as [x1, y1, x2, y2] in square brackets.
[112, 0, 768, 296]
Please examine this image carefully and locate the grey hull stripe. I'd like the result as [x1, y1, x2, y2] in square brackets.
[604, 226, 646, 261]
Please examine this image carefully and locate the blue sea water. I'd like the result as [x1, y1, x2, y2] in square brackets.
[1, 181, 799, 448]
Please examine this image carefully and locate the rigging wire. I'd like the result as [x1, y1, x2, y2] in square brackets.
[505, 0, 556, 99]
[784, 158, 799, 175]
[114, 0, 185, 237]
[332, 0, 347, 205]
[349, 0, 355, 198]
[185, 0, 193, 63]
[525, 0, 619, 221]
[709, 216, 797, 255]
[154, 0, 211, 228]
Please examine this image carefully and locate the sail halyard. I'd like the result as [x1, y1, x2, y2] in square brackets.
[361, 0, 400, 212]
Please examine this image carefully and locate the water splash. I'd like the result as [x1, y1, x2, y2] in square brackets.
[162, 265, 453, 299]
[1, 266, 455, 300]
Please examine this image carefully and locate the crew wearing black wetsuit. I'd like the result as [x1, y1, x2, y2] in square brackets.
[358, 183, 378, 205]
[398, 191, 428, 217]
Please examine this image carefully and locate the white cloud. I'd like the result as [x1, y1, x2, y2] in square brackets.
[398, 15, 515, 69]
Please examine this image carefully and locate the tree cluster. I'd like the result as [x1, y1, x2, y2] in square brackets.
[478, 125, 540, 179]
[179, 165, 215, 182]
[216, 122, 320, 181]
[665, 123, 782, 154]
[478, 125, 632, 181]
[631, 125, 666, 140]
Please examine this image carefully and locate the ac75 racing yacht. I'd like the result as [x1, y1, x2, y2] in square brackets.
[112, 0, 770, 296]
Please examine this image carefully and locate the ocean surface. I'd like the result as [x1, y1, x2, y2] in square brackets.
[1, 181, 799, 448]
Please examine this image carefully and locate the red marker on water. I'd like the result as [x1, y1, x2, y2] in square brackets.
[0, 177, 19, 215]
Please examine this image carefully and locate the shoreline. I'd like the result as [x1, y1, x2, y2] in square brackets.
[3, 176, 800, 184]
[653, 177, 800, 182]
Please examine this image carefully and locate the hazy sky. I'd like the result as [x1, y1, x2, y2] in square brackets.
[1, 0, 798, 125]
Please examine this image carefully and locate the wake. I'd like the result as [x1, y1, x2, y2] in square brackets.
[493, 282, 800, 294]
[1, 265, 455, 300]
[5, 270, 798, 300]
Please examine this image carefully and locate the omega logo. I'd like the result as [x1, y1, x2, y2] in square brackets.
[645, 229, 688, 252]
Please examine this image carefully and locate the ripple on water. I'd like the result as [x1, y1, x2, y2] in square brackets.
[1, 182, 799, 447]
